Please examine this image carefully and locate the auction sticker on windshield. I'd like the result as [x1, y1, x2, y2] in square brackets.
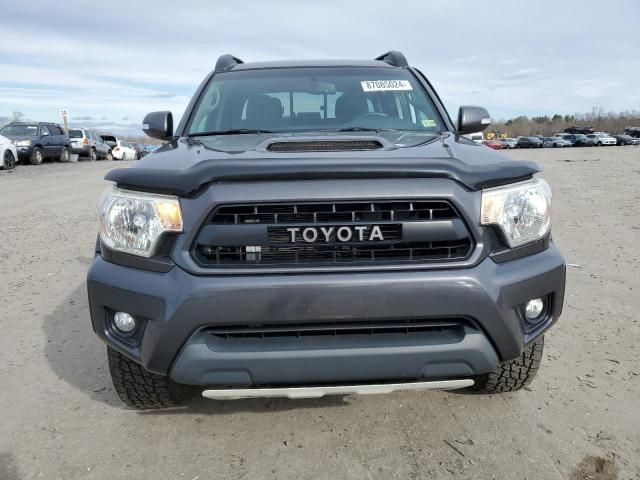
[361, 80, 413, 91]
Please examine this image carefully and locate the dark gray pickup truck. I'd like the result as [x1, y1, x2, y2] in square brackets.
[88, 51, 565, 409]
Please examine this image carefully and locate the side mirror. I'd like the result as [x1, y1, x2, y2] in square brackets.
[142, 111, 173, 140]
[457, 106, 492, 134]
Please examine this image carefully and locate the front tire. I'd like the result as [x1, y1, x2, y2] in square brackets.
[106, 151, 113, 161]
[59, 147, 71, 163]
[90, 148, 97, 161]
[107, 346, 191, 409]
[2, 150, 16, 170]
[30, 147, 44, 165]
[472, 335, 544, 393]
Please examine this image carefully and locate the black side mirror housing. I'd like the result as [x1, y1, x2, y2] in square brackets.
[142, 111, 174, 140]
[457, 106, 492, 134]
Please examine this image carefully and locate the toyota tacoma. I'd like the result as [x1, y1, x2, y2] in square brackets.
[88, 51, 565, 408]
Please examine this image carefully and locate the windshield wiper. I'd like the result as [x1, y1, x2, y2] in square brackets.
[187, 128, 275, 137]
[315, 127, 432, 133]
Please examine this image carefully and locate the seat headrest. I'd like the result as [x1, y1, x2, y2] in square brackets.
[335, 92, 369, 122]
[246, 95, 283, 126]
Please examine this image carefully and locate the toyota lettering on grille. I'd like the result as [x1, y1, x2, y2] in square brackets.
[286, 225, 385, 243]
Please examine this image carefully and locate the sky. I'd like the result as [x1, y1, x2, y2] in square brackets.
[1, 0, 638, 135]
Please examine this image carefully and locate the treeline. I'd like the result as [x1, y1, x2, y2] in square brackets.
[489, 108, 640, 137]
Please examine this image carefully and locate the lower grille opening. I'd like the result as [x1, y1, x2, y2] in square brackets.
[206, 318, 466, 340]
[196, 239, 472, 265]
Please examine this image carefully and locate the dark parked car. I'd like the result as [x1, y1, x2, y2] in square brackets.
[613, 134, 639, 146]
[89, 51, 565, 409]
[516, 136, 543, 148]
[68, 128, 113, 161]
[624, 127, 640, 138]
[564, 126, 595, 135]
[559, 133, 591, 147]
[0, 122, 71, 164]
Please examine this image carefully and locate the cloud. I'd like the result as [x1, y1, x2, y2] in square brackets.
[453, 56, 480, 64]
[500, 68, 540, 81]
[0, 0, 638, 124]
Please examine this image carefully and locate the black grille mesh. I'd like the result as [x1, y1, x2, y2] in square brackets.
[199, 241, 471, 265]
[195, 201, 472, 267]
[211, 201, 457, 225]
[267, 140, 383, 152]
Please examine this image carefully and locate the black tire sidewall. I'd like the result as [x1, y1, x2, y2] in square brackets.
[30, 148, 43, 165]
[60, 147, 70, 163]
[3, 150, 16, 170]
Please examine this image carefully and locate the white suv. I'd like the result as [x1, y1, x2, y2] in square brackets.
[0, 134, 18, 170]
[587, 133, 616, 146]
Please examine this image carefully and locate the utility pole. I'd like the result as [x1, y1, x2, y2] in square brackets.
[59, 109, 69, 134]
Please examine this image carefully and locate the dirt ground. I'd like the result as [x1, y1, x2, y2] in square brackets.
[1, 146, 639, 479]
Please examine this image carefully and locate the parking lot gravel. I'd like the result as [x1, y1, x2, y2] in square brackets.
[1, 147, 639, 479]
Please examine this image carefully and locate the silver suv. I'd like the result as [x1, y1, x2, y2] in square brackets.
[69, 128, 112, 161]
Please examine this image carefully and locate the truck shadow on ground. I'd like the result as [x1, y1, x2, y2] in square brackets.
[42, 283, 349, 414]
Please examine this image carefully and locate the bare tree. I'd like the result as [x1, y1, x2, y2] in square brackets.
[11, 111, 25, 122]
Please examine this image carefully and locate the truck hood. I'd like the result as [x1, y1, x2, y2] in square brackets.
[105, 132, 540, 196]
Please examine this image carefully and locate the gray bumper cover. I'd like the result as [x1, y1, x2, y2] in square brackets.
[87, 243, 565, 387]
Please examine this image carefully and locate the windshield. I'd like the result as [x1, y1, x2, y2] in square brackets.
[187, 67, 444, 135]
[0, 124, 39, 136]
[68, 129, 83, 138]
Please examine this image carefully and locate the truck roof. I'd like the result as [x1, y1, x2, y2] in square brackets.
[215, 51, 409, 73]
[231, 59, 395, 71]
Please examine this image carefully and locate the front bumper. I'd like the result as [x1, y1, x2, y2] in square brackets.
[87, 243, 565, 387]
[16, 145, 34, 159]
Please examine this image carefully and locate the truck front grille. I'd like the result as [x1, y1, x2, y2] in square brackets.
[193, 201, 473, 268]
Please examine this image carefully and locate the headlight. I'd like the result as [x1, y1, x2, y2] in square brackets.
[481, 178, 551, 248]
[98, 187, 183, 257]
[15, 140, 32, 147]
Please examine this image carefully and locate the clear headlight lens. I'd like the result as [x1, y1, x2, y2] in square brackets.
[98, 187, 182, 257]
[481, 178, 552, 248]
[15, 140, 32, 147]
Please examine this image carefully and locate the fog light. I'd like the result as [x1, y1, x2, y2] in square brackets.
[113, 312, 136, 333]
[524, 298, 544, 321]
